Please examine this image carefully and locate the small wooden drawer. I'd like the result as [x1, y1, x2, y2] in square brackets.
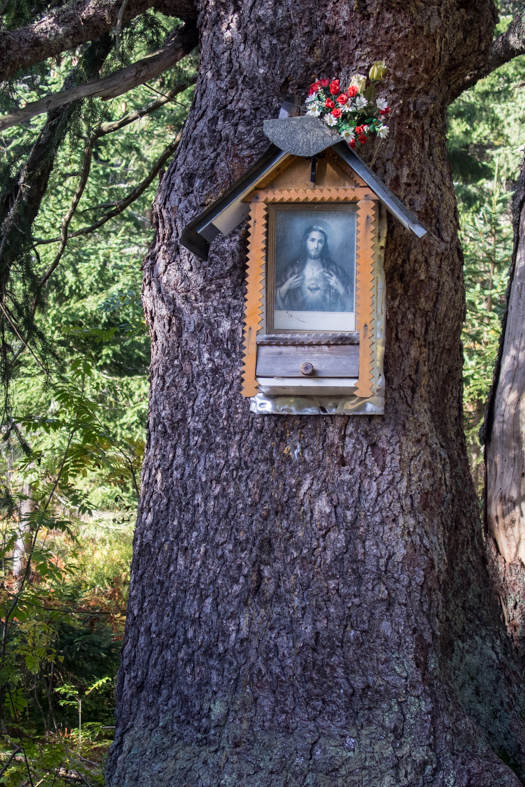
[256, 344, 359, 378]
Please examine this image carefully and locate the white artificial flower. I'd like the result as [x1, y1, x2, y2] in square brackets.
[306, 106, 321, 117]
[376, 98, 388, 111]
[355, 96, 368, 110]
[324, 114, 338, 127]
[349, 73, 367, 94]
[378, 125, 389, 139]
[305, 94, 317, 104]
[341, 129, 355, 141]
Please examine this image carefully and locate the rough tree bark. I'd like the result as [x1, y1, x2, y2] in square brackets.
[106, 2, 525, 785]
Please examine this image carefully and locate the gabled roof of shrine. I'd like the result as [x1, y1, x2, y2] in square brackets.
[181, 116, 427, 261]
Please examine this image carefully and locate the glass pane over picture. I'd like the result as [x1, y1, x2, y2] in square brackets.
[270, 204, 357, 332]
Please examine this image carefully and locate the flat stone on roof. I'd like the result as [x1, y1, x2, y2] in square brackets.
[263, 116, 342, 157]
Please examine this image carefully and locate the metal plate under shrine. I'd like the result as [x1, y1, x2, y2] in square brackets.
[256, 344, 359, 378]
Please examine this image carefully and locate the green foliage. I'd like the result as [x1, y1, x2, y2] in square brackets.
[461, 170, 512, 407]
[0, 12, 196, 784]
[0, 8, 196, 404]
[460, 171, 512, 488]
[0, 356, 134, 783]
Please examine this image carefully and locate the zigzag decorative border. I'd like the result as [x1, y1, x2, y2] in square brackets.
[252, 187, 375, 203]
[355, 199, 376, 398]
[241, 198, 267, 397]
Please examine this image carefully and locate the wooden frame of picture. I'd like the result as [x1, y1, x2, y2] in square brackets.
[241, 188, 378, 400]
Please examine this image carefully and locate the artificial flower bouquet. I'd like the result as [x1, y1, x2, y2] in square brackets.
[305, 61, 390, 149]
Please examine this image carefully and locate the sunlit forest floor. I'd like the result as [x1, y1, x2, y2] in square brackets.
[0, 10, 524, 786]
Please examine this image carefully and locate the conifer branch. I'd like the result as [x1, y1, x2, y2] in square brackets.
[36, 132, 182, 245]
[37, 135, 96, 293]
[0, 27, 198, 133]
[0, 0, 197, 82]
[97, 75, 196, 137]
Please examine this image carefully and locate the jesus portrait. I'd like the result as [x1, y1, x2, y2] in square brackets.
[270, 206, 356, 333]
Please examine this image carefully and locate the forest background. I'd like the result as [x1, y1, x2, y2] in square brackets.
[0, 5, 523, 786]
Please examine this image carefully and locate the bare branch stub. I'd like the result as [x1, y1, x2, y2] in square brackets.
[459, 9, 525, 93]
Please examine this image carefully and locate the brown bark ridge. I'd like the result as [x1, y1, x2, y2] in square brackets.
[486, 164, 525, 564]
[107, 2, 525, 785]
[485, 157, 525, 655]
[0, 0, 197, 83]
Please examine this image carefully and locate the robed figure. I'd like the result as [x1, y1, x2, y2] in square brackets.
[275, 225, 353, 312]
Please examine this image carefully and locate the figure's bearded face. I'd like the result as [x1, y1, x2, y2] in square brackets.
[305, 231, 325, 260]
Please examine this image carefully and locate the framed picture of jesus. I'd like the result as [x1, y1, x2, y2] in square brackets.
[267, 203, 357, 333]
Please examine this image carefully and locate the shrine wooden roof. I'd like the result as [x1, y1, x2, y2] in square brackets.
[181, 117, 427, 261]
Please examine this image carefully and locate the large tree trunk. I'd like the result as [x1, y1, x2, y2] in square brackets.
[486, 157, 525, 655]
[106, 2, 525, 785]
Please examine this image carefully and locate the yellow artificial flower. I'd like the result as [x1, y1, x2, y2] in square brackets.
[369, 61, 387, 81]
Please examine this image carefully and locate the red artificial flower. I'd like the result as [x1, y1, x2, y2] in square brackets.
[320, 78, 330, 87]
[349, 139, 356, 148]
[355, 125, 365, 134]
[325, 98, 335, 109]
[337, 93, 348, 105]
[347, 85, 358, 97]
[330, 79, 340, 95]
[358, 134, 367, 144]
[379, 107, 390, 115]
[331, 108, 342, 118]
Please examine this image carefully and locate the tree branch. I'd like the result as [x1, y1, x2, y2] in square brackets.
[37, 134, 96, 293]
[490, 10, 525, 71]
[33, 82, 188, 287]
[459, 10, 525, 93]
[114, 0, 131, 63]
[36, 131, 182, 244]
[0, 0, 197, 83]
[97, 75, 196, 137]
[0, 746, 21, 779]
[0, 25, 198, 132]
[0, 35, 113, 297]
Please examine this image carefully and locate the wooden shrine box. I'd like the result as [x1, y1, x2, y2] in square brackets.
[181, 117, 426, 416]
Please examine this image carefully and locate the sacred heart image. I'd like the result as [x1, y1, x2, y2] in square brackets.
[269, 203, 356, 333]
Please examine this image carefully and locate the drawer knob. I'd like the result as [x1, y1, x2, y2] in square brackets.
[300, 361, 314, 376]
